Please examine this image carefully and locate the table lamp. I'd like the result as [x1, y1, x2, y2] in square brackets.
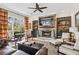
[69, 27, 78, 42]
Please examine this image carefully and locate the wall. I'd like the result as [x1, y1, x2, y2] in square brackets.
[0, 4, 24, 26]
[56, 8, 79, 27]
[28, 8, 79, 39]
[8, 11, 24, 36]
[8, 11, 24, 20]
[28, 9, 74, 31]
[29, 8, 79, 28]
[0, 5, 25, 37]
[29, 16, 39, 31]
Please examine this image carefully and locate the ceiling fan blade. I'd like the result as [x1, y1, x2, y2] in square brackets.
[40, 7, 47, 9]
[33, 9, 37, 12]
[36, 3, 39, 6]
[38, 9, 43, 13]
[36, 3, 39, 9]
[28, 3, 47, 13]
[28, 7, 36, 9]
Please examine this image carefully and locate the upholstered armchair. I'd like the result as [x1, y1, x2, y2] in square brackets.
[50, 33, 70, 47]
[55, 33, 70, 45]
[61, 33, 70, 42]
[59, 32, 79, 55]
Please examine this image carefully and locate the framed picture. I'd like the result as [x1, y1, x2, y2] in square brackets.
[56, 16, 71, 38]
[32, 20, 38, 30]
[75, 11, 79, 31]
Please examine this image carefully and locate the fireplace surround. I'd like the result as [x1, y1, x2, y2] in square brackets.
[42, 31, 51, 37]
[38, 28, 55, 39]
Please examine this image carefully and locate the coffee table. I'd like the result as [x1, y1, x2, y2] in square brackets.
[30, 43, 44, 49]
[24, 41, 44, 49]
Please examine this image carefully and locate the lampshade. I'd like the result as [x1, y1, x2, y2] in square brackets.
[69, 27, 78, 33]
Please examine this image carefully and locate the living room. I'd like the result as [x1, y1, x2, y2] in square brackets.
[0, 3, 79, 55]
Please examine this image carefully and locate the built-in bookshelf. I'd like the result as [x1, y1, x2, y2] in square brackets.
[0, 8, 8, 40]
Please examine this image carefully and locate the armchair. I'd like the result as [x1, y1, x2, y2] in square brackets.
[59, 32, 79, 55]
[61, 32, 70, 42]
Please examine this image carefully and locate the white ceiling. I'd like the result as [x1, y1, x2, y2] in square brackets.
[0, 3, 79, 16]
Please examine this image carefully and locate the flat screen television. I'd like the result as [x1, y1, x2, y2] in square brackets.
[39, 17, 53, 27]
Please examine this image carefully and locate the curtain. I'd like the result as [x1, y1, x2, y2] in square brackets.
[0, 8, 8, 40]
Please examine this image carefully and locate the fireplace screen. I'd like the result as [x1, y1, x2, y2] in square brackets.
[42, 31, 51, 37]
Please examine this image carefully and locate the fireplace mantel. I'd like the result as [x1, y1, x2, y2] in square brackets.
[38, 28, 55, 39]
[38, 15, 56, 39]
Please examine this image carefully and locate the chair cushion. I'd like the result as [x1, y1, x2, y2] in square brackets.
[12, 50, 29, 55]
[59, 45, 79, 55]
[64, 41, 74, 46]
[49, 39, 63, 45]
[60, 44, 74, 50]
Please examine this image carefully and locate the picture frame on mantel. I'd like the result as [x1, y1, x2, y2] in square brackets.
[75, 11, 79, 31]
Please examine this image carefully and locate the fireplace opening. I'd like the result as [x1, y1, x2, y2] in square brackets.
[42, 31, 51, 37]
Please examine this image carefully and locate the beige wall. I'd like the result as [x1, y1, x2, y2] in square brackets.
[56, 8, 79, 27]
[55, 9, 73, 27]
[29, 8, 79, 28]
[29, 16, 39, 30]
[1, 4, 79, 28]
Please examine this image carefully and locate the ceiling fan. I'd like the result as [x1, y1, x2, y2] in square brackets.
[28, 3, 47, 13]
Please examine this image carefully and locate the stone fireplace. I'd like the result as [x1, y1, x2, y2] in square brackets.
[38, 28, 55, 39]
[42, 31, 51, 37]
